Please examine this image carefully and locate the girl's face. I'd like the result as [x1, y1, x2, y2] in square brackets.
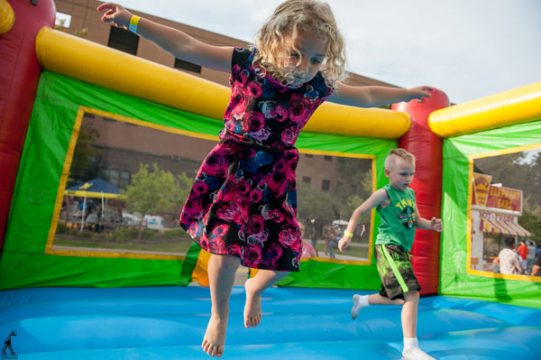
[283, 29, 326, 86]
[386, 158, 415, 191]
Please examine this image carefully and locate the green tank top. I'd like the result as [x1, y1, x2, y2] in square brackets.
[375, 184, 417, 251]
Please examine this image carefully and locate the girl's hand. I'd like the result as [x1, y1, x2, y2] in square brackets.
[430, 217, 442, 232]
[407, 86, 432, 103]
[338, 236, 351, 252]
[97, 3, 132, 29]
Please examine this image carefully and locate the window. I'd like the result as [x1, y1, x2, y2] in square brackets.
[120, 171, 131, 188]
[322, 179, 330, 191]
[103, 169, 131, 189]
[302, 176, 312, 184]
[174, 58, 202, 73]
[55, 12, 72, 28]
[108, 27, 139, 55]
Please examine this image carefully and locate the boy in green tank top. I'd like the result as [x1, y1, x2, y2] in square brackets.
[338, 148, 442, 360]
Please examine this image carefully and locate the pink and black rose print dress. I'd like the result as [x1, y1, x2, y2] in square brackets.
[179, 48, 332, 271]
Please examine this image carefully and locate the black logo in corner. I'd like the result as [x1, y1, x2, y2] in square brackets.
[1, 330, 17, 360]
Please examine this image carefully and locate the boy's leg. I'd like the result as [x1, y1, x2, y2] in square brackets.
[202, 254, 240, 357]
[401, 291, 434, 359]
[401, 290, 419, 338]
[351, 293, 404, 319]
[244, 269, 288, 328]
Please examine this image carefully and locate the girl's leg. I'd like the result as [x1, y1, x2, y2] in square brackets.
[244, 270, 288, 328]
[202, 254, 240, 357]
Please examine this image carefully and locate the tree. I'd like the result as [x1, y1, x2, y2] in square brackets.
[521, 198, 541, 244]
[70, 123, 101, 182]
[123, 163, 182, 235]
[176, 172, 194, 207]
[297, 182, 340, 226]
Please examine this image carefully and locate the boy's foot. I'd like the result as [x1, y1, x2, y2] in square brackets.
[351, 294, 364, 319]
[244, 278, 262, 328]
[402, 347, 435, 360]
[201, 316, 226, 357]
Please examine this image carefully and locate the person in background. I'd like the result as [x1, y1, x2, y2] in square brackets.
[516, 240, 528, 272]
[299, 221, 317, 258]
[498, 237, 523, 275]
[531, 252, 541, 276]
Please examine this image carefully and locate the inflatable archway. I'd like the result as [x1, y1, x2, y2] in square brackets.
[0, 0, 540, 305]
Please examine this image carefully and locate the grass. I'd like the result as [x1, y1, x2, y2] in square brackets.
[54, 226, 193, 254]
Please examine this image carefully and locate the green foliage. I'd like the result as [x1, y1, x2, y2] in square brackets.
[70, 124, 101, 181]
[123, 163, 182, 218]
[519, 208, 541, 245]
[297, 182, 340, 225]
[333, 157, 372, 201]
[176, 172, 194, 206]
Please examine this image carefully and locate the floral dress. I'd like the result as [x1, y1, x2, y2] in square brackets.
[179, 47, 333, 271]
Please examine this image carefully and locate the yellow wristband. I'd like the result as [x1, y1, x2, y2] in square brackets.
[344, 230, 353, 239]
[128, 15, 141, 33]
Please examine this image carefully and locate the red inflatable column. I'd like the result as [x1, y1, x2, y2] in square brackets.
[392, 89, 449, 296]
[0, 0, 55, 250]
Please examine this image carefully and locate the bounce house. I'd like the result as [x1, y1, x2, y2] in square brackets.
[0, 1, 540, 359]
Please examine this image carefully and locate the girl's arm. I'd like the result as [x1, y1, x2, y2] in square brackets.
[329, 83, 432, 108]
[97, 3, 234, 72]
[414, 207, 442, 232]
[338, 189, 387, 252]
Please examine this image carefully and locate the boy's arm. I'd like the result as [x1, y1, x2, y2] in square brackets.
[414, 207, 442, 232]
[97, 3, 234, 72]
[329, 83, 432, 108]
[338, 189, 387, 252]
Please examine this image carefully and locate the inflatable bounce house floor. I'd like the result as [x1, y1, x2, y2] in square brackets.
[1, 286, 540, 359]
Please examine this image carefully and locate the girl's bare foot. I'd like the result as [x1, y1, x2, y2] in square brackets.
[201, 316, 227, 357]
[244, 278, 262, 328]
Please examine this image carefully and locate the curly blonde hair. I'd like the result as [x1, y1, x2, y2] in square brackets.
[253, 0, 347, 88]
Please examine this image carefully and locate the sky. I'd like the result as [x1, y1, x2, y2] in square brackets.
[103, 0, 541, 104]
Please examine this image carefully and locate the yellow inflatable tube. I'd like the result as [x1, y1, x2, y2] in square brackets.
[429, 81, 541, 137]
[36, 28, 409, 139]
[0, 0, 15, 34]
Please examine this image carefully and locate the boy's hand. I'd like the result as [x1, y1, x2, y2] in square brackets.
[338, 236, 350, 252]
[430, 217, 442, 232]
[97, 3, 132, 29]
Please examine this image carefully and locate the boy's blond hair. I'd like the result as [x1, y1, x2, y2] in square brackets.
[254, 0, 347, 88]
[385, 148, 416, 170]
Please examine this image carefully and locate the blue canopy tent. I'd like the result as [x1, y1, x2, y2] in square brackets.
[65, 178, 124, 230]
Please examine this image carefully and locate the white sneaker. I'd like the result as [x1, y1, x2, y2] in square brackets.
[402, 347, 435, 360]
[351, 294, 363, 319]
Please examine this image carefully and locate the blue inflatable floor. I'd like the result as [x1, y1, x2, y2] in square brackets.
[1, 286, 540, 359]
